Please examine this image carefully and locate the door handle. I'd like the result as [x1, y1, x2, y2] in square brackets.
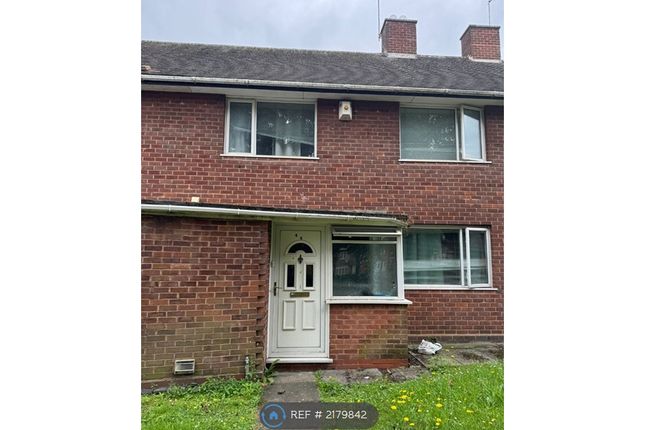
[273, 282, 277, 296]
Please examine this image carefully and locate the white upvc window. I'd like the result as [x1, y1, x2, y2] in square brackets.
[403, 226, 492, 289]
[330, 226, 405, 300]
[225, 99, 317, 158]
[400, 105, 486, 162]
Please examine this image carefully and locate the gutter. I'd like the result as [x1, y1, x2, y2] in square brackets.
[141, 74, 504, 100]
[141, 203, 408, 227]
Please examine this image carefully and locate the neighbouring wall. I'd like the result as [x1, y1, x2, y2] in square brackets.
[141, 215, 270, 386]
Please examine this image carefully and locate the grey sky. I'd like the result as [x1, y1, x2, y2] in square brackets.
[142, 0, 503, 57]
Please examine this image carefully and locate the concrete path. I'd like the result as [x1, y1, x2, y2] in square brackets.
[261, 371, 320, 403]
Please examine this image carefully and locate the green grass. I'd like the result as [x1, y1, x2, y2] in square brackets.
[141, 378, 264, 430]
[317, 362, 503, 429]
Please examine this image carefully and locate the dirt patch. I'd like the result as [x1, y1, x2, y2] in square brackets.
[410, 342, 504, 368]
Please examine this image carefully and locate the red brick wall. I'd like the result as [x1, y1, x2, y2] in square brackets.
[406, 291, 503, 343]
[461, 25, 501, 60]
[380, 19, 417, 55]
[141, 91, 504, 350]
[141, 216, 270, 385]
[329, 305, 408, 368]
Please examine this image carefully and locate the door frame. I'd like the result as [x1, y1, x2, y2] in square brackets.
[267, 223, 331, 363]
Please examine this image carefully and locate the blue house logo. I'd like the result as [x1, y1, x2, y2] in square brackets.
[260, 403, 286, 429]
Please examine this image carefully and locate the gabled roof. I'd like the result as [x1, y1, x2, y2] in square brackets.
[141, 41, 503, 98]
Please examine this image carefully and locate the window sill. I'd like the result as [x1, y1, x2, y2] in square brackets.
[221, 153, 319, 160]
[405, 286, 498, 291]
[326, 298, 412, 305]
[399, 159, 491, 164]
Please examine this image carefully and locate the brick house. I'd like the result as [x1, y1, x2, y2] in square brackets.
[141, 18, 503, 386]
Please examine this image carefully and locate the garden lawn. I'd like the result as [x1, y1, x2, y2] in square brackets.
[141, 378, 264, 430]
[317, 362, 503, 429]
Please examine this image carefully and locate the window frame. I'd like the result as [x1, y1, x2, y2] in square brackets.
[399, 104, 487, 163]
[224, 98, 318, 159]
[403, 226, 493, 290]
[460, 106, 486, 161]
[465, 227, 492, 288]
[329, 226, 406, 302]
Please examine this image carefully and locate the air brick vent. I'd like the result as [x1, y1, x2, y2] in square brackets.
[174, 359, 195, 375]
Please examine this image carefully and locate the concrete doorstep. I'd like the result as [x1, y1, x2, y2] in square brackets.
[261, 371, 321, 403]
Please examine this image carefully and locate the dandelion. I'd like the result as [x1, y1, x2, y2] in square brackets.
[400, 395, 409, 400]
[403, 417, 410, 422]
[391, 405, 397, 410]
[435, 403, 443, 408]
[466, 409, 474, 414]
[409, 423, 415, 427]
[417, 409, 423, 413]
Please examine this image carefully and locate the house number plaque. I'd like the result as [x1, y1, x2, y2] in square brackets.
[289, 292, 310, 298]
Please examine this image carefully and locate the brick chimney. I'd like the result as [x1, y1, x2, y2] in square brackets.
[460, 25, 501, 60]
[380, 18, 417, 56]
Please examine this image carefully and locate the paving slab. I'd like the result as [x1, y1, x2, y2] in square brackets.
[262, 371, 320, 403]
[387, 366, 428, 382]
[317, 368, 385, 385]
[317, 369, 349, 384]
[347, 368, 383, 384]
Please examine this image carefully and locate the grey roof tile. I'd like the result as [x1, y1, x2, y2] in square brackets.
[141, 41, 503, 94]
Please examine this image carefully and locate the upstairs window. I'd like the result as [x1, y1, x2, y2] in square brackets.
[400, 106, 486, 161]
[226, 100, 316, 157]
[403, 227, 492, 288]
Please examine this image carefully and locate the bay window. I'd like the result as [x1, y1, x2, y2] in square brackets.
[403, 227, 492, 288]
[400, 106, 486, 162]
[226, 99, 316, 157]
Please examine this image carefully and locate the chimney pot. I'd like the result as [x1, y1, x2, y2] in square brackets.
[460, 25, 501, 60]
[380, 18, 417, 56]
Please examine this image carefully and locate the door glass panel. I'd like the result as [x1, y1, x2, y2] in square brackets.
[286, 264, 295, 289]
[305, 264, 314, 288]
[287, 242, 313, 254]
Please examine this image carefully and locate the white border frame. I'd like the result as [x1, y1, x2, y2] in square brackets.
[403, 225, 494, 290]
[224, 98, 318, 158]
[399, 104, 487, 163]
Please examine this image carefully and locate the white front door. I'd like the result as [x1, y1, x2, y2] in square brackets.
[269, 227, 327, 359]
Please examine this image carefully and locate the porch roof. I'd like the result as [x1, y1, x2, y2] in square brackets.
[141, 201, 408, 226]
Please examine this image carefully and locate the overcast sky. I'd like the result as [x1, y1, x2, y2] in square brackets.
[142, 0, 504, 57]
